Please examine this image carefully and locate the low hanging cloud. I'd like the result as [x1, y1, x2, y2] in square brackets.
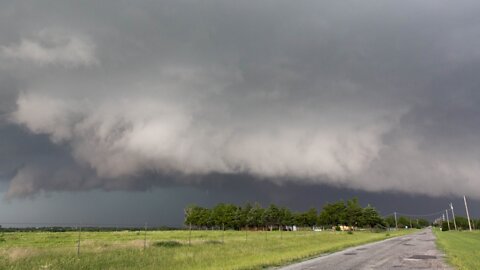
[1, 29, 97, 67]
[2, 0, 480, 199]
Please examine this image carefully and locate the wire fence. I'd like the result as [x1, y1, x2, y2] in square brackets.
[0, 222, 355, 257]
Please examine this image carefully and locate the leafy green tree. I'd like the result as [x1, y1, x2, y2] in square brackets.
[345, 198, 363, 228]
[212, 203, 235, 228]
[224, 204, 239, 229]
[246, 203, 264, 229]
[454, 216, 471, 230]
[397, 216, 410, 228]
[318, 201, 346, 227]
[416, 218, 430, 228]
[384, 215, 396, 228]
[441, 221, 449, 231]
[263, 204, 281, 230]
[184, 205, 213, 228]
[279, 207, 294, 226]
[184, 204, 199, 226]
[305, 208, 318, 227]
[238, 202, 253, 229]
[294, 212, 307, 227]
[185, 205, 206, 227]
[361, 205, 384, 228]
[185, 199, 390, 231]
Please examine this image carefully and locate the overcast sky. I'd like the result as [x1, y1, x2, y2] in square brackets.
[1, 0, 480, 226]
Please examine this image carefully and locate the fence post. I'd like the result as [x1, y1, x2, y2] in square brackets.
[222, 223, 225, 243]
[144, 222, 147, 251]
[189, 223, 192, 246]
[77, 226, 81, 256]
[280, 225, 283, 239]
[245, 226, 248, 241]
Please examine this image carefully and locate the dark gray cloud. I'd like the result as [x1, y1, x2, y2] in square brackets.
[1, 0, 480, 199]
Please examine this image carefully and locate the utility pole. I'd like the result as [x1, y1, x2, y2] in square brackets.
[394, 212, 398, 230]
[450, 203, 457, 231]
[464, 196, 472, 231]
[445, 209, 451, 230]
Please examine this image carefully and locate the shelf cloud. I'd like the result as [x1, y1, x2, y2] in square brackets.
[1, 0, 480, 199]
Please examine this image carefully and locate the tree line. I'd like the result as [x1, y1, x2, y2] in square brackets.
[184, 198, 430, 230]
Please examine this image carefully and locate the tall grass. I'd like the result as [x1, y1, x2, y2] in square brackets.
[435, 229, 480, 270]
[0, 229, 412, 269]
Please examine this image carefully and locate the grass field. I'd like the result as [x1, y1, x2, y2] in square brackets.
[0, 229, 413, 270]
[435, 229, 480, 270]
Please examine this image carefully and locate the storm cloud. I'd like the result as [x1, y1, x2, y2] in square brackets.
[1, 0, 480, 199]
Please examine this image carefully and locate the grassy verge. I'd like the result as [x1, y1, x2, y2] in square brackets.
[434, 229, 480, 270]
[0, 229, 413, 270]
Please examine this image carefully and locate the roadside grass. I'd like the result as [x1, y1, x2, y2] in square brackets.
[434, 229, 480, 270]
[0, 229, 413, 270]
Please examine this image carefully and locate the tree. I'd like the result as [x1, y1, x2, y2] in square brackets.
[246, 203, 264, 229]
[362, 204, 384, 228]
[441, 221, 449, 231]
[279, 207, 294, 226]
[345, 198, 363, 228]
[212, 203, 237, 228]
[397, 216, 410, 228]
[318, 201, 346, 227]
[184, 205, 203, 227]
[417, 219, 430, 228]
[305, 208, 318, 227]
[263, 204, 281, 230]
[454, 216, 470, 230]
[185, 199, 389, 231]
[295, 212, 307, 227]
[384, 215, 396, 228]
[238, 202, 253, 229]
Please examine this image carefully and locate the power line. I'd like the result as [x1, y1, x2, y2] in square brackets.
[382, 210, 444, 218]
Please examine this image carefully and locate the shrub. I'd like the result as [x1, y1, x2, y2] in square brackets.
[153, 241, 183, 248]
[204, 240, 223, 245]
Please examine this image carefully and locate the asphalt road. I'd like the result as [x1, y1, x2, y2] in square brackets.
[278, 229, 452, 270]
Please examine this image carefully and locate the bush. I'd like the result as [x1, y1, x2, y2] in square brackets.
[153, 241, 183, 248]
[204, 240, 223, 245]
[441, 222, 450, 231]
[335, 226, 341, 231]
[347, 231, 353, 235]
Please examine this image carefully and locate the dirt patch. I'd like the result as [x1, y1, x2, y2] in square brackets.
[2, 248, 39, 261]
[78, 239, 148, 252]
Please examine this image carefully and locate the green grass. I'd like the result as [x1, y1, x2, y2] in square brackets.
[434, 229, 480, 270]
[0, 229, 413, 270]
